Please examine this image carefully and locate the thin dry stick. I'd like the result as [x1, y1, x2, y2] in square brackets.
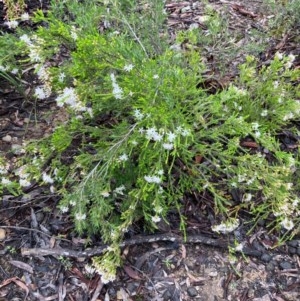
[21, 233, 263, 258]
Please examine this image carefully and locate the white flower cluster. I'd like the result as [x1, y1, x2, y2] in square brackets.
[15, 166, 31, 187]
[4, 14, 30, 29]
[144, 170, 164, 184]
[110, 73, 123, 99]
[5, 20, 19, 29]
[212, 218, 240, 234]
[275, 52, 296, 69]
[70, 26, 78, 40]
[75, 212, 86, 221]
[280, 217, 294, 231]
[251, 122, 261, 138]
[114, 185, 126, 195]
[42, 172, 54, 184]
[92, 258, 117, 284]
[137, 125, 190, 151]
[229, 85, 247, 96]
[123, 64, 134, 72]
[273, 197, 299, 231]
[56, 87, 90, 114]
[0, 163, 9, 175]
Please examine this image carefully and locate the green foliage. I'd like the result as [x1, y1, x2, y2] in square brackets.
[0, 0, 299, 283]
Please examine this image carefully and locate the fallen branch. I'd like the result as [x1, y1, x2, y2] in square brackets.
[21, 233, 263, 258]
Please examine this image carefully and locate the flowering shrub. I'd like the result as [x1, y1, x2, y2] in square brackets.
[0, 0, 299, 282]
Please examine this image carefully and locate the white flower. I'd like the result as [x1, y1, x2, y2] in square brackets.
[292, 198, 299, 207]
[34, 86, 50, 99]
[110, 73, 123, 99]
[29, 47, 42, 62]
[163, 143, 174, 150]
[60, 206, 69, 213]
[1, 178, 11, 185]
[5, 20, 19, 29]
[273, 81, 279, 89]
[11, 68, 18, 74]
[167, 132, 176, 142]
[254, 131, 261, 138]
[70, 200, 76, 206]
[58, 72, 66, 83]
[237, 174, 246, 183]
[283, 112, 294, 121]
[243, 193, 252, 202]
[42, 172, 54, 184]
[20, 34, 31, 45]
[231, 85, 247, 96]
[114, 185, 126, 195]
[144, 175, 162, 184]
[153, 74, 159, 79]
[0, 65, 8, 72]
[235, 243, 243, 251]
[84, 264, 96, 275]
[75, 212, 86, 221]
[145, 127, 163, 141]
[56, 87, 80, 108]
[151, 215, 161, 223]
[157, 170, 164, 176]
[123, 64, 134, 72]
[251, 122, 259, 130]
[280, 218, 294, 231]
[21, 13, 30, 21]
[260, 110, 268, 117]
[133, 109, 144, 120]
[155, 206, 163, 214]
[119, 154, 129, 162]
[70, 26, 78, 40]
[275, 52, 283, 60]
[101, 191, 110, 197]
[212, 218, 239, 234]
[285, 183, 293, 190]
[287, 54, 296, 63]
[181, 129, 190, 136]
[100, 273, 116, 284]
[19, 178, 31, 187]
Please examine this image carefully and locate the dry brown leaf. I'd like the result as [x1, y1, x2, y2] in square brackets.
[187, 272, 206, 283]
[9, 260, 34, 273]
[123, 265, 142, 280]
[0, 277, 29, 298]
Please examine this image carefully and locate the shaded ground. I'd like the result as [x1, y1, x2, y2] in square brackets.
[0, 0, 299, 300]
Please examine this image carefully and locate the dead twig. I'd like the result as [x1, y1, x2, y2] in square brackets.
[21, 233, 263, 259]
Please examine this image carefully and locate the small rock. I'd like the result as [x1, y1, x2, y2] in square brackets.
[287, 240, 299, 248]
[288, 247, 296, 254]
[247, 288, 255, 298]
[252, 241, 265, 252]
[0, 228, 6, 240]
[279, 261, 292, 270]
[265, 262, 275, 272]
[187, 287, 198, 297]
[126, 282, 139, 294]
[260, 253, 272, 262]
[36, 212, 44, 222]
[2, 134, 12, 142]
[162, 289, 172, 301]
[297, 248, 300, 256]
